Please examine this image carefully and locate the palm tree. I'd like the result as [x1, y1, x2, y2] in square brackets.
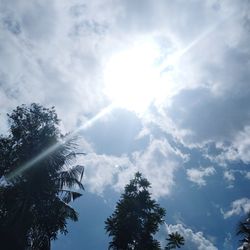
[237, 213, 250, 250]
[165, 232, 185, 249]
[0, 104, 85, 250]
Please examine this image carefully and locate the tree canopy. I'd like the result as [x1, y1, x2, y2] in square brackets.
[105, 172, 166, 250]
[0, 103, 84, 250]
[237, 212, 250, 250]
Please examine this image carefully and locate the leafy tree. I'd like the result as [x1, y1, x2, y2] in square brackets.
[237, 212, 250, 250]
[105, 172, 166, 250]
[0, 103, 84, 250]
[165, 232, 185, 249]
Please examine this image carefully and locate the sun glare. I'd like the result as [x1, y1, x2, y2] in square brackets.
[103, 28, 217, 114]
[103, 42, 161, 113]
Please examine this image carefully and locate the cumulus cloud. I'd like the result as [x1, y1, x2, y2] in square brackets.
[82, 153, 132, 194]
[207, 126, 250, 166]
[166, 87, 250, 146]
[136, 0, 250, 166]
[223, 171, 235, 182]
[128, 138, 188, 198]
[222, 198, 250, 219]
[165, 223, 218, 250]
[186, 167, 215, 187]
[80, 138, 187, 198]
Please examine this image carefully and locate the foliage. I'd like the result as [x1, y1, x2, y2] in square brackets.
[237, 212, 250, 250]
[165, 232, 185, 249]
[105, 172, 166, 250]
[0, 103, 84, 250]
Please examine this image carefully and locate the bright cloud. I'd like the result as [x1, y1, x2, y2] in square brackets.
[129, 138, 188, 198]
[165, 224, 218, 250]
[82, 153, 132, 194]
[222, 198, 250, 219]
[79, 137, 187, 198]
[209, 126, 250, 166]
[186, 167, 216, 187]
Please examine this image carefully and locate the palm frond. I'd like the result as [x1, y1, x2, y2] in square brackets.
[166, 232, 185, 249]
[61, 190, 82, 204]
[59, 200, 78, 222]
[58, 165, 84, 190]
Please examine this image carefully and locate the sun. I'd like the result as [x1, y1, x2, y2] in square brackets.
[103, 42, 162, 113]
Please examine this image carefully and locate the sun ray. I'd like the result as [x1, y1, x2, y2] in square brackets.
[160, 22, 222, 71]
[6, 104, 115, 181]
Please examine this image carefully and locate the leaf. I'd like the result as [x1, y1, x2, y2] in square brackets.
[58, 165, 84, 190]
[61, 190, 82, 204]
[59, 200, 78, 222]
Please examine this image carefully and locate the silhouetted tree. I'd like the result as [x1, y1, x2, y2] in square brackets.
[237, 212, 250, 250]
[105, 172, 166, 250]
[0, 103, 84, 250]
[165, 232, 185, 249]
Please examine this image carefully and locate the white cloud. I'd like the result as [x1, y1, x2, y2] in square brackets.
[230, 126, 250, 164]
[222, 198, 250, 219]
[207, 126, 250, 166]
[223, 171, 235, 182]
[186, 167, 215, 187]
[80, 138, 187, 198]
[245, 172, 250, 180]
[82, 153, 132, 194]
[130, 138, 188, 198]
[165, 223, 218, 250]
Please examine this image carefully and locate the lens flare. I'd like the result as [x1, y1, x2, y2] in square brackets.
[6, 104, 115, 181]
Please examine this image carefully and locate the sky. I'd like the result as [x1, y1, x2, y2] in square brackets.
[0, 0, 250, 249]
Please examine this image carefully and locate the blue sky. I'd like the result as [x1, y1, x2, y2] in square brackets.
[1, 0, 250, 249]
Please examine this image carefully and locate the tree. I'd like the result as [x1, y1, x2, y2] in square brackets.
[0, 103, 84, 250]
[165, 232, 185, 249]
[105, 172, 166, 250]
[237, 213, 250, 250]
